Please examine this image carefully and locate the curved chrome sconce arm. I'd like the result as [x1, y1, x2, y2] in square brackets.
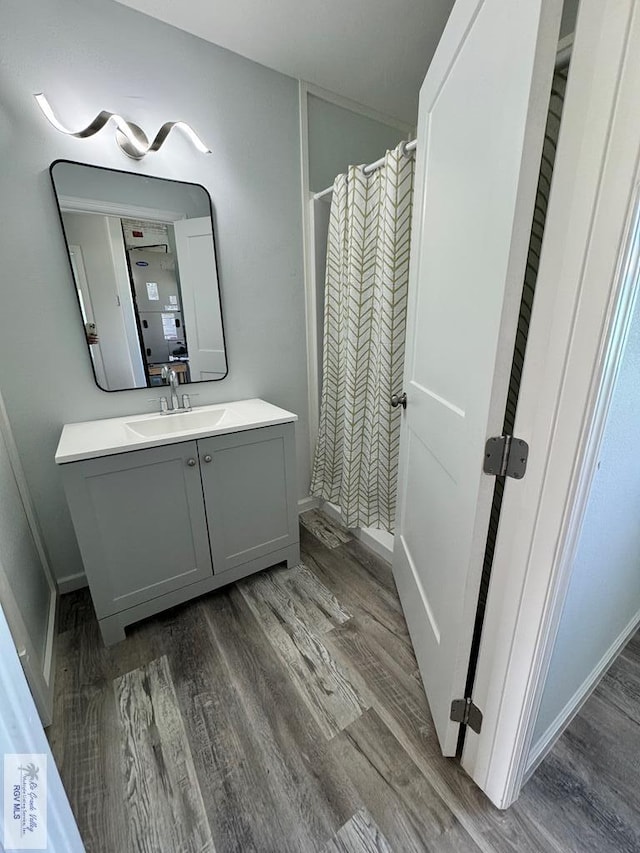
[34, 93, 211, 160]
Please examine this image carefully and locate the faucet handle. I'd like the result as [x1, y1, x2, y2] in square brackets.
[182, 393, 196, 411]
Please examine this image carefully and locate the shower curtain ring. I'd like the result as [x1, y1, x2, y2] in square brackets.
[400, 140, 411, 158]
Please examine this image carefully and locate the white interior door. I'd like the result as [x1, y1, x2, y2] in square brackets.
[393, 0, 561, 757]
[173, 217, 227, 381]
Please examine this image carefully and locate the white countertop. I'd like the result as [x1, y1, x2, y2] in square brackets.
[55, 398, 298, 464]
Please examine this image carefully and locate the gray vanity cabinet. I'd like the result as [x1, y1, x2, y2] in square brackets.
[198, 423, 298, 574]
[61, 440, 214, 621]
[60, 421, 300, 646]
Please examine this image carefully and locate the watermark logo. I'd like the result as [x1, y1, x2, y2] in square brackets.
[3, 754, 47, 850]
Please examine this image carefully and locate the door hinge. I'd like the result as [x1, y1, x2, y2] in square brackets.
[483, 434, 529, 479]
[450, 697, 483, 734]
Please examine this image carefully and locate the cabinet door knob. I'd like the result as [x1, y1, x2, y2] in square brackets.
[187, 458, 197, 467]
[203, 454, 212, 463]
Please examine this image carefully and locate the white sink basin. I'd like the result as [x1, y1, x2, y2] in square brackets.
[126, 408, 229, 438]
[56, 399, 298, 464]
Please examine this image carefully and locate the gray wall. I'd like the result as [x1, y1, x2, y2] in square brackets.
[0, 0, 308, 583]
[308, 95, 408, 192]
[532, 282, 640, 744]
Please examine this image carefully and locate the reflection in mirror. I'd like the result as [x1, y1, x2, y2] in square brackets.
[50, 161, 227, 391]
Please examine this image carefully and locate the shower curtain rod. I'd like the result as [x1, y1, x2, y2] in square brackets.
[313, 137, 417, 200]
[363, 137, 417, 175]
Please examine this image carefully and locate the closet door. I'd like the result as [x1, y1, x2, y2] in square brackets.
[393, 0, 561, 761]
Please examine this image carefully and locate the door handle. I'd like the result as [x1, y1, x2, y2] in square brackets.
[391, 392, 407, 409]
[203, 454, 212, 463]
[187, 458, 197, 467]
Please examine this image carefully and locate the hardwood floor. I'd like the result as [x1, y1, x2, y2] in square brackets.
[49, 513, 640, 852]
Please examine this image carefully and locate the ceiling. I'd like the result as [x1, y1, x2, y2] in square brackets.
[113, 0, 457, 125]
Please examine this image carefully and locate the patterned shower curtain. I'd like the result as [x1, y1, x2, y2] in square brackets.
[310, 142, 415, 532]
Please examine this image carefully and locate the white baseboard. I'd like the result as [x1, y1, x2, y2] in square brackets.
[358, 526, 394, 564]
[525, 606, 640, 780]
[56, 572, 88, 594]
[321, 500, 343, 525]
[298, 495, 320, 514]
[321, 501, 394, 564]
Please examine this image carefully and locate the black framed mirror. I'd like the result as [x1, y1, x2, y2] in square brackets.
[50, 160, 227, 391]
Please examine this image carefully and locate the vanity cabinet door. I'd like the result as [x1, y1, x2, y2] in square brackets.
[198, 424, 298, 574]
[61, 441, 213, 618]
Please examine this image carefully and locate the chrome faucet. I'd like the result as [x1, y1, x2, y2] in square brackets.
[160, 366, 191, 414]
[167, 366, 181, 411]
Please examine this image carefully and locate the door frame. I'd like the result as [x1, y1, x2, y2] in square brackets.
[68, 243, 109, 389]
[460, 0, 640, 808]
[0, 600, 84, 849]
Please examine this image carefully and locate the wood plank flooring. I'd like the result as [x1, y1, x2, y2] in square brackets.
[114, 656, 215, 852]
[300, 509, 353, 549]
[49, 514, 640, 852]
[322, 809, 392, 853]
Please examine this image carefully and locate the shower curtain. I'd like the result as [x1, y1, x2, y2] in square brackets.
[310, 142, 415, 532]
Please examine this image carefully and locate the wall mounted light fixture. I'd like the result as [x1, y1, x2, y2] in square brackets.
[34, 93, 211, 160]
